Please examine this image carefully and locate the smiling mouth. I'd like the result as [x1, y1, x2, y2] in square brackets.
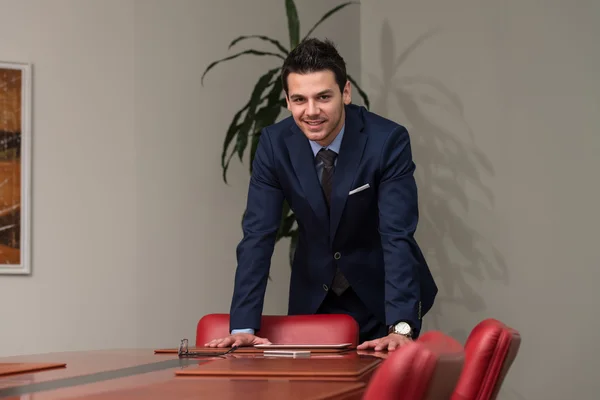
[304, 120, 325, 126]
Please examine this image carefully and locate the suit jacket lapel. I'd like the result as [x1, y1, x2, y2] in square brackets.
[285, 125, 330, 233]
[330, 106, 367, 242]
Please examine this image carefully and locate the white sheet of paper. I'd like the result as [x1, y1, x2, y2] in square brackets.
[254, 343, 352, 349]
[263, 350, 311, 358]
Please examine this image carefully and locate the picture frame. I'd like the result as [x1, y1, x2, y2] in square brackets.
[0, 61, 32, 275]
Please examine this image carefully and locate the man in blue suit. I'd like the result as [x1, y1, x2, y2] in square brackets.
[206, 38, 437, 351]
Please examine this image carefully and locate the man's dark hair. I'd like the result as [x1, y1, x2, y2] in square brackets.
[281, 38, 347, 96]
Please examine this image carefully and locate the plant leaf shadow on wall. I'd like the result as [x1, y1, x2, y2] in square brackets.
[368, 21, 509, 339]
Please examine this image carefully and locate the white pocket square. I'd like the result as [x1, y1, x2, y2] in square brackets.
[349, 183, 370, 195]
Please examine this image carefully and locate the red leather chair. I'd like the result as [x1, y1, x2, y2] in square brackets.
[451, 318, 521, 400]
[363, 331, 465, 400]
[195, 313, 360, 347]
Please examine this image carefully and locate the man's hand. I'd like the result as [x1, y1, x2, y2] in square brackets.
[356, 333, 412, 352]
[204, 333, 271, 348]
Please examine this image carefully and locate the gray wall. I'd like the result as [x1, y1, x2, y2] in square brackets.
[0, 0, 360, 354]
[361, 0, 600, 399]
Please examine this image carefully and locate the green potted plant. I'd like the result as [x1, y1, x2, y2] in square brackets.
[201, 0, 370, 266]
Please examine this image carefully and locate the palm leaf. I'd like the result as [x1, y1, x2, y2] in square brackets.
[255, 101, 283, 131]
[266, 75, 284, 104]
[248, 77, 284, 170]
[249, 107, 283, 170]
[279, 215, 296, 239]
[201, 50, 285, 85]
[277, 201, 297, 240]
[303, 2, 358, 40]
[229, 35, 289, 56]
[221, 102, 251, 169]
[235, 68, 280, 162]
[288, 228, 298, 266]
[222, 140, 239, 183]
[347, 74, 370, 109]
[276, 201, 290, 238]
[248, 131, 261, 173]
[285, 0, 300, 49]
[221, 68, 279, 182]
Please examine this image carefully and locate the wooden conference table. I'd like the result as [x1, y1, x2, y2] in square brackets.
[0, 346, 389, 399]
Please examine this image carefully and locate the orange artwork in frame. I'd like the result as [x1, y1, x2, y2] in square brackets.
[0, 62, 31, 275]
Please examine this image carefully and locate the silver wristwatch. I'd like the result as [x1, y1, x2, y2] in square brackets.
[389, 321, 413, 338]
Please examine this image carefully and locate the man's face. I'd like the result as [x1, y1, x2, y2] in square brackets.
[285, 70, 351, 147]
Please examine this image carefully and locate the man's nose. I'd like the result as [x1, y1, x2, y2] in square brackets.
[306, 100, 319, 116]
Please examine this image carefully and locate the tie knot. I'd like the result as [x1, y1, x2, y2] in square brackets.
[317, 148, 337, 167]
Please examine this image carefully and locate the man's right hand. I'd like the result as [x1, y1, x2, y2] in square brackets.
[204, 333, 271, 348]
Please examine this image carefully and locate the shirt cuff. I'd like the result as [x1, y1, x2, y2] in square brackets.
[231, 328, 255, 335]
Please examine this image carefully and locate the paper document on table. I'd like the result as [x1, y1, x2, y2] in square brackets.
[254, 343, 352, 349]
[263, 350, 311, 358]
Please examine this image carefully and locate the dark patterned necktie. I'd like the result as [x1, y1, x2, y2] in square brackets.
[316, 149, 337, 207]
[316, 148, 350, 296]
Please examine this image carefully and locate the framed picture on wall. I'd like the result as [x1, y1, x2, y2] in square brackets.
[0, 61, 32, 275]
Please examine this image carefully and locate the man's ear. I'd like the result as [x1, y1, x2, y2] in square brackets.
[285, 94, 291, 111]
[343, 80, 352, 105]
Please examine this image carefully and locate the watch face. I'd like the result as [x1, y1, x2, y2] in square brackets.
[396, 322, 411, 335]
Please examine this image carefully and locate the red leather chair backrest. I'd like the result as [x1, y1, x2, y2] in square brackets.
[363, 331, 465, 400]
[195, 313, 360, 347]
[451, 318, 521, 400]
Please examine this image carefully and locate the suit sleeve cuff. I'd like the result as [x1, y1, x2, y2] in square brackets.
[231, 328, 255, 335]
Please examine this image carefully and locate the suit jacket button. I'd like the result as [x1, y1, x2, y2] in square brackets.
[323, 284, 329, 292]
[334, 252, 341, 260]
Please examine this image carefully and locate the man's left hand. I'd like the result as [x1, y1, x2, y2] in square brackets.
[356, 333, 412, 352]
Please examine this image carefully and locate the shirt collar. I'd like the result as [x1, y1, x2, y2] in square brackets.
[309, 124, 345, 157]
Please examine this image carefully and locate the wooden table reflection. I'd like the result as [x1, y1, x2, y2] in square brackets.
[0, 348, 390, 399]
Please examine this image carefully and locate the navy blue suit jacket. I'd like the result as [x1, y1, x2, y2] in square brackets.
[229, 104, 437, 334]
